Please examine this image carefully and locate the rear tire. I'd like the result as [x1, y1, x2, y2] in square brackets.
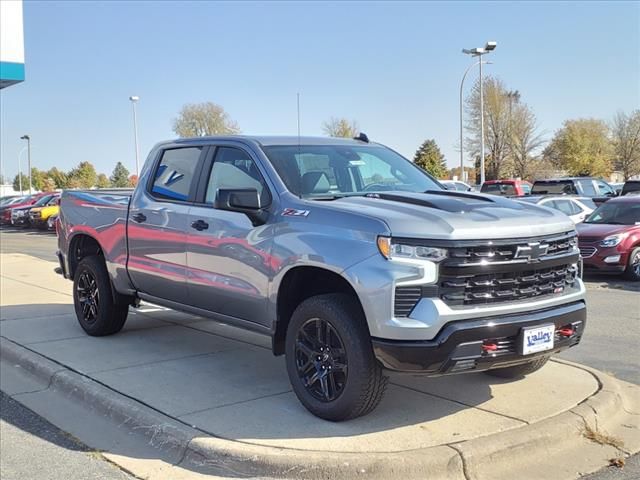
[285, 293, 388, 421]
[624, 247, 640, 281]
[484, 356, 550, 379]
[73, 256, 128, 336]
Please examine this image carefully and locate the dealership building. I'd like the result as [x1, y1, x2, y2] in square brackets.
[1, 0, 25, 89]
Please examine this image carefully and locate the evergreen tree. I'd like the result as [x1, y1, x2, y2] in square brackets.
[110, 162, 130, 187]
[413, 139, 447, 178]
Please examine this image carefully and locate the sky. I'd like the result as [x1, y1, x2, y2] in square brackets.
[1, 0, 639, 182]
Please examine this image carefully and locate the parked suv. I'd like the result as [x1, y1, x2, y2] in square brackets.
[531, 178, 617, 203]
[577, 196, 640, 280]
[57, 136, 586, 421]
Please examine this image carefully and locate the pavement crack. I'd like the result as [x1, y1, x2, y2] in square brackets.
[447, 444, 472, 480]
[391, 382, 530, 425]
[177, 389, 292, 418]
[0, 274, 72, 297]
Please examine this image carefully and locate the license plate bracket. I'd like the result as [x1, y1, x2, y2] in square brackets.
[519, 324, 555, 355]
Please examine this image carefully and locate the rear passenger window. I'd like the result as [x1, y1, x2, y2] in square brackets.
[205, 147, 270, 206]
[151, 147, 202, 201]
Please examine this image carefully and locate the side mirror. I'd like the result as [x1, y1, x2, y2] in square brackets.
[214, 188, 267, 226]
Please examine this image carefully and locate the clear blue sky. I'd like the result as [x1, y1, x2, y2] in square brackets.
[1, 0, 638, 182]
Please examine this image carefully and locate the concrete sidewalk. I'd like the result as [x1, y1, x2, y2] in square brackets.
[1, 253, 639, 479]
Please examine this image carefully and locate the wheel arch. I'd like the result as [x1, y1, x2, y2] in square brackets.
[272, 265, 367, 356]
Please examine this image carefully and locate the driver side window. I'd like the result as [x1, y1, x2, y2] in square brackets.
[205, 147, 270, 206]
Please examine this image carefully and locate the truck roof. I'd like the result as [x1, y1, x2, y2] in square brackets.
[168, 135, 376, 147]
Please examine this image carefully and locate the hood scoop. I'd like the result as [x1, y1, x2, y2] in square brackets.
[363, 190, 505, 214]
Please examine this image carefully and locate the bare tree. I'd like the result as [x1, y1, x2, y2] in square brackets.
[611, 110, 640, 180]
[173, 102, 240, 137]
[322, 117, 359, 138]
[465, 77, 513, 180]
[508, 103, 546, 179]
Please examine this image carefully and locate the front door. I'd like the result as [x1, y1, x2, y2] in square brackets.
[127, 145, 205, 303]
[186, 145, 274, 327]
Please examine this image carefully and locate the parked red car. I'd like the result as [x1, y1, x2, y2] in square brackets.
[480, 179, 532, 197]
[576, 196, 640, 280]
[0, 193, 43, 224]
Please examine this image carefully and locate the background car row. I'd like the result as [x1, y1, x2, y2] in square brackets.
[0, 192, 60, 231]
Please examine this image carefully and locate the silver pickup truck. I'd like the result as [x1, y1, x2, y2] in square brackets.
[57, 135, 586, 421]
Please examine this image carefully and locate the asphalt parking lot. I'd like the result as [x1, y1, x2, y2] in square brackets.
[2, 226, 637, 384]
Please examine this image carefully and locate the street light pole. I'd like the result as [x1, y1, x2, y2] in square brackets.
[460, 60, 491, 183]
[17, 146, 26, 195]
[20, 135, 32, 194]
[462, 41, 497, 186]
[129, 96, 140, 177]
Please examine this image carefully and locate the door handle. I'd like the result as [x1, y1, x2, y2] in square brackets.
[191, 219, 209, 231]
[132, 213, 147, 223]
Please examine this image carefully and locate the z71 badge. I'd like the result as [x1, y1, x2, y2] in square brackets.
[282, 208, 310, 217]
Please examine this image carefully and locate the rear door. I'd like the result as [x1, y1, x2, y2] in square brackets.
[185, 144, 274, 327]
[127, 145, 206, 303]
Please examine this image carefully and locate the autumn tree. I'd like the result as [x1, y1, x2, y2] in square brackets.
[30, 167, 46, 191]
[96, 173, 111, 188]
[68, 161, 97, 189]
[465, 77, 515, 180]
[544, 119, 613, 177]
[508, 103, 545, 179]
[12, 173, 29, 192]
[173, 102, 240, 137]
[42, 177, 57, 192]
[128, 174, 139, 187]
[110, 162, 130, 187]
[413, 139, 447, 178]
[47, 167, 68, 189]
[322, 117, 359, 138]
[611, 110, 640, 180]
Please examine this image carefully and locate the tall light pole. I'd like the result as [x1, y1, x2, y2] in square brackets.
[460, 60, 491, 183]
[20, 135, 32, 194]
[17, 145, 28, 195]
[129, 96, 140, 177]
[462, 41, 497, 186]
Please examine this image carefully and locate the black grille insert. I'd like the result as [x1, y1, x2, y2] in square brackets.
[394, 286, 422, 317]
[440, 264, 578, 306]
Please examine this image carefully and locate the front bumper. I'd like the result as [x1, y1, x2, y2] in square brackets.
[372, 301, 586, 374]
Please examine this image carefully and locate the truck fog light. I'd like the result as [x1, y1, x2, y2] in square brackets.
[604, 255, 621, 264]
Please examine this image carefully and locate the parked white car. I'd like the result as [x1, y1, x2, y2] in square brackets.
[518, 195, 596, 223]
[440, 180, 475, 192]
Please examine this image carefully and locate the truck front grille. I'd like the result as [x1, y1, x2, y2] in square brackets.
[439, 264, 578, 307]
[448, 233, 576, 264]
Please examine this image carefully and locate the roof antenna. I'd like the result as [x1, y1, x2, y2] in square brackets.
[296, 93, 301, 141]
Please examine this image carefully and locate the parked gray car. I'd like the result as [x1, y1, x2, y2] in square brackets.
[57, 136, 586, 420]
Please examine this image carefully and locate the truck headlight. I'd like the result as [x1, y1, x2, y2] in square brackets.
[600, 234, 624, 247]
[377, 236, 447, 262]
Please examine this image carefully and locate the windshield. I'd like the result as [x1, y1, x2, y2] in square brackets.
[33, 194, 54, 207]
[262, 145, 442, 198]
[481, 183, 515, 196]
[584, 202, 640, 225]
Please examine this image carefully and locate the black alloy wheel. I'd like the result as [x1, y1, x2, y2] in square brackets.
[76, 270, 100, 323]
[295, 317, 348, 402]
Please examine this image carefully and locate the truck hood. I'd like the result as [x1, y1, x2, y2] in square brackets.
[319, 191, 575, 240]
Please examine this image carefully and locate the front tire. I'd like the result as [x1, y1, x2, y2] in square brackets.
[73, 256, 128, 336]
[484, 356, 550, 379]
[624, 247, 640, 281]
[285, 294, 388, 421]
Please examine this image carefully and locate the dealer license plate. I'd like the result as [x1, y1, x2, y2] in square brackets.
[521, 324, 555, 355]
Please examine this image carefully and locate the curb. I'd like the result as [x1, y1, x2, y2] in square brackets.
[1, 337, 638, 480]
